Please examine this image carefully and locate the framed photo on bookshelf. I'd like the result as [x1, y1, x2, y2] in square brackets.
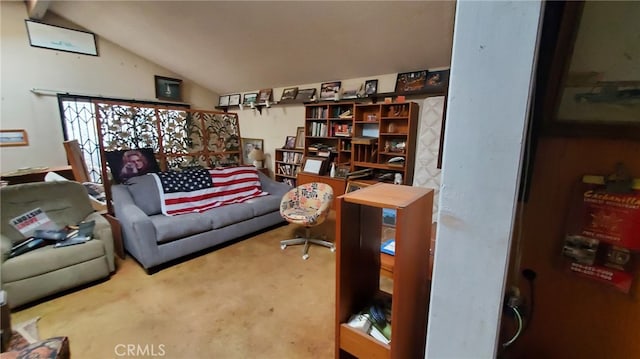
[382, 208, 397, 227]
[395, 70, 428, 93]
[294, 127, 305, 149]
[283, 135, 296, 149]
[302, 157, 328, 175]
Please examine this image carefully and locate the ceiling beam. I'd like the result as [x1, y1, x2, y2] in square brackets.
[24, 0, 50, 19]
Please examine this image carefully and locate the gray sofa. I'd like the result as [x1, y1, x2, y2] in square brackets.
[0, 181, 115, 308]
[111, 171, 289, 272]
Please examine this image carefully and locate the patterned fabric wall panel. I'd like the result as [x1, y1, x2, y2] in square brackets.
[98, 103, 159, 151]
[157, 109, 193, 154]
[413, 96, 445, 222]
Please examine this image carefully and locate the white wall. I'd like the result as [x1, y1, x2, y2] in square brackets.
[426, 1, 541, 357]
[0, 1, 217, 172]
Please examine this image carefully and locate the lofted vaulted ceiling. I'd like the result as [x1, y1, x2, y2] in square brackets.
[45, 1, 456, 94]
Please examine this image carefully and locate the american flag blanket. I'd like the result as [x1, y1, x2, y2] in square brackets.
[151, 166, 268, 216]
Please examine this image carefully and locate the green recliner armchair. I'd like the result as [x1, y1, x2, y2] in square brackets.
[0, 181, 115, 308]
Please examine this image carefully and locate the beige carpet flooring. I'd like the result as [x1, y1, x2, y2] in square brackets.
[10, 214, 345, 359]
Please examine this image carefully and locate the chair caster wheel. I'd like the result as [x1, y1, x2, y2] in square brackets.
[302, 254, 309, 260]
[280, 244, 287, 250]
[330, 246, 336, 253]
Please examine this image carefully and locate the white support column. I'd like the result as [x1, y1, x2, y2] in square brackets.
[426, 1, 542, 358]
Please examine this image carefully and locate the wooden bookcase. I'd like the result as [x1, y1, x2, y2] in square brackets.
[302, 101, 419, 185]
[274, 148, 303, 187]
[335, 183, 433, 359]
[352, 102, 419, 185]
[304, 102, 355, 168]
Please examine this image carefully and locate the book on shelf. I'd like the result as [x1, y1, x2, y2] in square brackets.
[381, 239, 395, 256]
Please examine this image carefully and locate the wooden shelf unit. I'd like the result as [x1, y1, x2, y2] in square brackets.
[304, 102, 355, 167]
[274, 148, 304, 187]
[302, 101, 419, 186]
[335, 183, 433, 359]
[352, 102, 419, 185]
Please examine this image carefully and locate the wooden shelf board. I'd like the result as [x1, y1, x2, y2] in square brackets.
[341, 183, 433, 209]
[353, 162, 403, 171]
[339, 324, 390, 359]
[275, 174, 297, 179]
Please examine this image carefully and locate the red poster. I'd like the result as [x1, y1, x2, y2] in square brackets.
[562, 178, 639, 293]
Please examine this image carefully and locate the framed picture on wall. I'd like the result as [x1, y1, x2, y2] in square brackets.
[155, 76, 183, 102]
[0, 129, 29, 147]
[241, 138, 263, 165]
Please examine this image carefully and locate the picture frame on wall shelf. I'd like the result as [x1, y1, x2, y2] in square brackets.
[283, 135, 297, 149]
[0, 129, 29, 147]
[218, 95, 230, 107]
[425, 69, 450, 91]
[364, 79, 378, 96]
[257, 88, 273, 104]
[243, 93, 258, 105]
[155, 75, 183, 102]
[294, 127, 305, 149]
[228, 94, 241, 106]
[395, 70, 428, 93]
[320, 81, 341, 100]
[240, 138, 263, 166]
[280, 87, 299, 101]
[341, 86, 360, 100]
[296, 88, 316, 102]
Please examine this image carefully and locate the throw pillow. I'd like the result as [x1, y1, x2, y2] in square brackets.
[104, 148, 160, 183]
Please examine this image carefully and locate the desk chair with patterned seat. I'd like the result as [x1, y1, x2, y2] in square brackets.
[279, 182, 334, 260]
